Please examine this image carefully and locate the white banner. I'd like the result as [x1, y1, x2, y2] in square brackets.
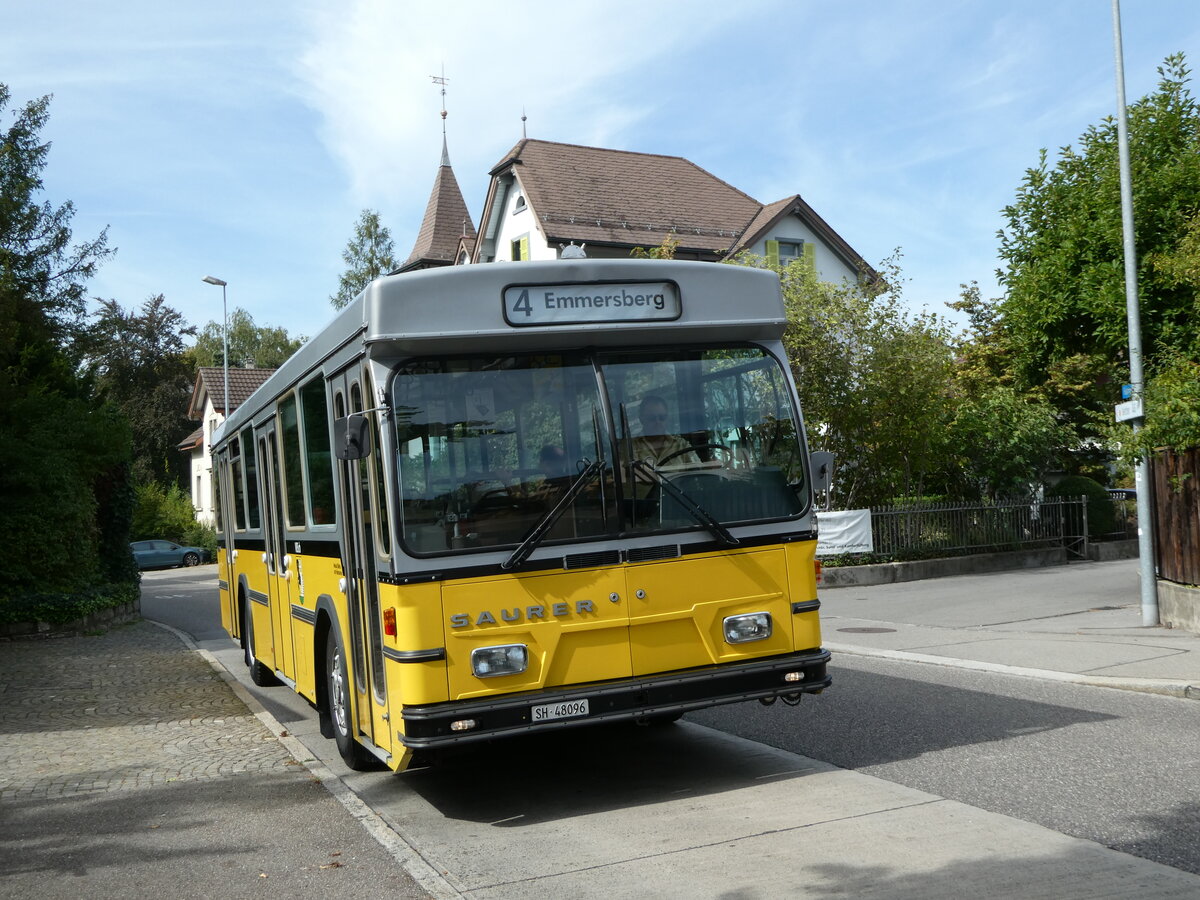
[815, 509, 873, 556]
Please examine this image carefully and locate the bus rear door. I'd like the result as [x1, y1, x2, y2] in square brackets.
[253, 424, 292, 677]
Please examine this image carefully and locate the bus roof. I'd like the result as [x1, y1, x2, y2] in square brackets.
[215, 259, 785, 444]
[363, 258, 784, 353]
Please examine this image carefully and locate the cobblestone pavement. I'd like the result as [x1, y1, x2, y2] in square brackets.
[0, 621, 292, 801]
[0, 620, 431, 899]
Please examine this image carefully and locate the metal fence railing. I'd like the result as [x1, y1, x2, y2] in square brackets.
[868, 496, 1090, 560]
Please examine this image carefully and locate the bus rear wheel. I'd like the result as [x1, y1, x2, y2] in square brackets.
[243, 599, 279, 687]
[325, 629, 378, 771]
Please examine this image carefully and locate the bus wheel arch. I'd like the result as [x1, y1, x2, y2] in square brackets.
[317, 608, 377, 770]
[241, 584, 279, 687]
[314, 610, 334, 739]
[237, 582, 250, 657]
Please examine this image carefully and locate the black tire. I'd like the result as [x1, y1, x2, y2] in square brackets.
[182, 552, 200, 567]
[325, 629, 379, 771]
[243, 598, 279, 687]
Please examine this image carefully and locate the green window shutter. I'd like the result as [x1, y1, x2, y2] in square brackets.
[519, 236, 529, 261]
[803, 242, 816, 277]
[765, 239, 780, 268]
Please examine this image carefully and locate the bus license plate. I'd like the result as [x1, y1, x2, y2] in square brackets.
[531, 698, 589, 722]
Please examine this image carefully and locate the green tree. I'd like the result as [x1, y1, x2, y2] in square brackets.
[945, 384, 1063, 499]
[331, 209, 396, 309]
[83, 295, 196, 486]
[997, 54, 1200, 430]
[1123, 350, 1200, 456]
[188, 307, 304, 369]
[0, 86, 113, 362]
[947, 283, 1069, 497]
[736, 251, 960, 508]
[0, 84, 133, 601]
[630, 232, 679, 259]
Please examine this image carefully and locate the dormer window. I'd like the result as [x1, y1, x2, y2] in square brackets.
[776, 240, 804, 266]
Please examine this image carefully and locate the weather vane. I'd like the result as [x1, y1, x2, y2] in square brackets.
[430, 67, 448, 135]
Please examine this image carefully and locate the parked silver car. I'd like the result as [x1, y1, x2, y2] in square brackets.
[130, 539, 206, 570]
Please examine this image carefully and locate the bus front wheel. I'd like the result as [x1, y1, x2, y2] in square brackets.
[324, 629, 378, 771]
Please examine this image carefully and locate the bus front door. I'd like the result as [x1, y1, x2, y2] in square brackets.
[333, 374, 391, 760]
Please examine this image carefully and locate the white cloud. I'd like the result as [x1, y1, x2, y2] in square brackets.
[291, 0, 758, 211]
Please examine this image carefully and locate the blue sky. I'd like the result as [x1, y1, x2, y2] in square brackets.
[5, 0, 1198, 342]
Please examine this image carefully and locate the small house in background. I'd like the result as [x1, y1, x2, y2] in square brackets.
[468, 138, 876, 285]
[179, 367, 274, 525]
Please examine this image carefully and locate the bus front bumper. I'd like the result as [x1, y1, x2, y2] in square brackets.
[399, 648, 831, 749]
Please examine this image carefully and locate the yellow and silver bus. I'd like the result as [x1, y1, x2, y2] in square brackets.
[212, 258, 830, 771]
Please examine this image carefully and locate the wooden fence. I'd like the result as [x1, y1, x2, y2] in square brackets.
[1153, 447, 1200, 585]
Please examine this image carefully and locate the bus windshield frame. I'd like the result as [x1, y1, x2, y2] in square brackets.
[390, 344, 808, 557]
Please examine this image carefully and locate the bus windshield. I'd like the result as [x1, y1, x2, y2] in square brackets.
[392, 346, 806, 555]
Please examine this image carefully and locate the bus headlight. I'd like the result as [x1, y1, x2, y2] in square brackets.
[723, 612, 772, 644]
[471, 644, 528, 678]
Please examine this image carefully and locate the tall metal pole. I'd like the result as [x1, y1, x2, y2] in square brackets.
[221, 282, 229, 423]
[1111, 0, 1159, 625]
[202, 276, 231, 425]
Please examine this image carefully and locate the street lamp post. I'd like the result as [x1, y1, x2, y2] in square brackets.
[202, 276, 229, 427]
[1111, 0, 1158, 625]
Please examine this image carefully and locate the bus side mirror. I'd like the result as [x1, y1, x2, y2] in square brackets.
[809, 450, 834, 497]
[334, 414, 372, 461]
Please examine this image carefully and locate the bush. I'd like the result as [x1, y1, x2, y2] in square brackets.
[0, 389, 133, 595]
[182, 522, 219, 560]
[132, 481, 201, 542]
[0, 581, 140, 626]
[1047, 475, 1115, 539]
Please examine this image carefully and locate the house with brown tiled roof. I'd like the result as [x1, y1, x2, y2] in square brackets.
[469, 138, 876, 284]
[178, 367, 274, 525]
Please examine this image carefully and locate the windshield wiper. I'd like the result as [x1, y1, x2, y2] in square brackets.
[502, 459, 603, 570]
[631, 460, 739, 547]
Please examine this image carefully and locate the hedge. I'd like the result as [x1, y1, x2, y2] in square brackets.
[0, 580, 140, 627]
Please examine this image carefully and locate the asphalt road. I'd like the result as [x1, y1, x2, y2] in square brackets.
[143, 565, 1200, 880]
[139, 565, 228, 642]
[688, 652, 1200, 875]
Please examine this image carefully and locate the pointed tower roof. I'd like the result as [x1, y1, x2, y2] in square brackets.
[398, 138, 477, 271]
[399, 76, 477, 271]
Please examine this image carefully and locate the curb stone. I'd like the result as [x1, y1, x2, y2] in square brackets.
[825, 641, 1200, 700]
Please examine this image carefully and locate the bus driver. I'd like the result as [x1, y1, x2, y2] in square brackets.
[632, 395, 699, 468]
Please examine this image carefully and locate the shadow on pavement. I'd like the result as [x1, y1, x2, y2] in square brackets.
[361, 719, 825, 828]
[0, 772, 422, 896]
[1115, 801, 1200, 877]
[687, 665, 1117, 769]
[797, 841, 1198, 900]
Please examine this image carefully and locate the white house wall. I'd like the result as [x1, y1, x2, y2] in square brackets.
[749, 216, 860, 285]
[492, 177, 558, 262]
[188, 398, 222, 527]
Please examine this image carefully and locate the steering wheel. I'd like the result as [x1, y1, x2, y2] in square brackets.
[473, 488, 522, 512]
[658, 443, 733, 467]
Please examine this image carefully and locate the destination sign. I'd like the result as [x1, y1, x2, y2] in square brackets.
[503, 281, 681, 327]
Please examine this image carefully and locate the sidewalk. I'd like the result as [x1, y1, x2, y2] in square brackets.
[0, 620, 431, 899]
[821, 557, 1200, 699]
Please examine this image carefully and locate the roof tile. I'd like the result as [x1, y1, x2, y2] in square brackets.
[496, 140, 762, 254]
